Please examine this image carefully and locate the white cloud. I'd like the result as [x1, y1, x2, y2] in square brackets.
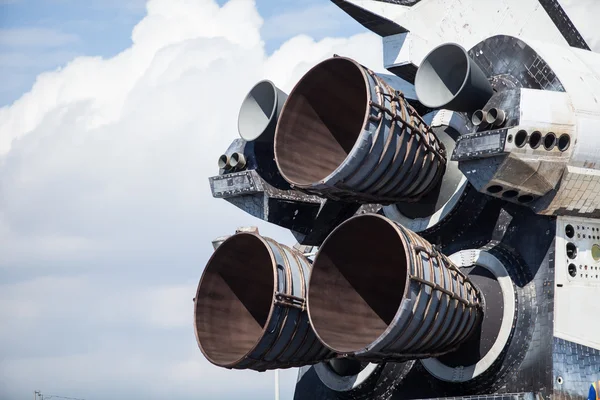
[261, 3, 357, 41]
[0, 0, 382, 398]
[0, 28, 80, 48]
[0, 277, 194, 330]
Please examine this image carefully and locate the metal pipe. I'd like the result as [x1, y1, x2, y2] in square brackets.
[471, 109, 488, 127]
[230, 152, 247, 170]
[274, 56, 447, 204]
[415, 43, 493, 112]
[194, 233, 331, 371]
[238, 80, 288, 143]
[485, 107, 506, 126]
[218, 154, 232, 171]
[307, 214, 482, 361]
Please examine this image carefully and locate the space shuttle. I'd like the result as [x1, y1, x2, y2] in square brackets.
[194, 1, 600, 399]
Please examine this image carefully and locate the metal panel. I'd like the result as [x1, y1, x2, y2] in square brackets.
[554, 217, 600, 350]
[553, 337, 600, 400]
[330, 0, 407, 36]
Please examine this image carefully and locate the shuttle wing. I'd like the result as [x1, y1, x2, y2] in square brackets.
[332, 0, 592, 82]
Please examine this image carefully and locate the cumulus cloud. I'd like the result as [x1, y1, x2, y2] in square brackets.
[0, 0, 382, 398]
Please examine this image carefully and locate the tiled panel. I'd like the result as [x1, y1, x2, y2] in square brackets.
[469, 36, 565, 92]
[541, 167, 600, 217]
[553, 338, 600, 400]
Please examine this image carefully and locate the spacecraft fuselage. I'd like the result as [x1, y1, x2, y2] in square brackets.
[195, 1, 600, 399]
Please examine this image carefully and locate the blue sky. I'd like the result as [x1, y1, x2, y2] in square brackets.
[0, 0, 361, 106]
[0, 1, 144, 105]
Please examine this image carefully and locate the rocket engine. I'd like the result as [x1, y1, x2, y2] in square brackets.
[307, 214, 481, 361]
[196, 43, 502, 371]
[274, 56, 447, 204]
[197, 7, 600, 398]
[194, 233, 331, 371]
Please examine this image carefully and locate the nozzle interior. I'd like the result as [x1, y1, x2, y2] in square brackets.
[308, 215, 407, 353]
[195, 234, 274, 366]
[415, 44, 468, 108]
[238, 81, 278, 141]
[275, 58, 367, 187]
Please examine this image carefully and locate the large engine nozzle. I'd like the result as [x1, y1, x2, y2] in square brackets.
[307, 214, 482, 361]
[415, 43, 494, 112]
[194, 233, 330, 371]
[274, 56, 447, 204]
[238, 80, 288, 143]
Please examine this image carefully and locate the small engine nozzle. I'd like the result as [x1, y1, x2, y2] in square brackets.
[471, 109, 488, 127]
[486, 107, 506, 126]
[415, 43, 493, 112]
[238, 80, 288, 143]
[218, 154, 232, 170]
[229, 152, 246, 170]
